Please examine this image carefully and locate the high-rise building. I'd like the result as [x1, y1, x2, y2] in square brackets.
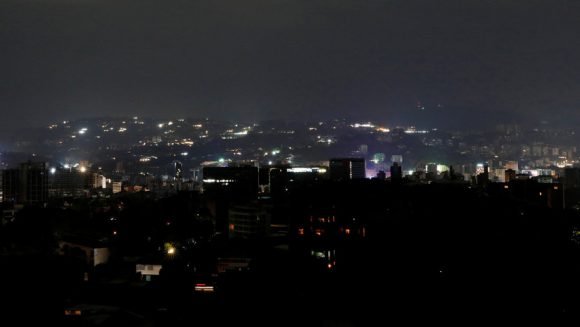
[228, 203, 271, 239]
[427, 163, 438, 175]
[49, 167, 90, 198]
[390, 162, 402, 182]
[564, 167, 580, 188]
[391, 155, 403, 165]
[1, 161, 48, 204]
[202, 166, 259, 195]
[505, 169, 516, 183]
[505, 161, 519, 172]
[329, 158, 365, 181]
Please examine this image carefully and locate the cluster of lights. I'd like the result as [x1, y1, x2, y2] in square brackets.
[139, 156, 158, 163]
[287, 167, 327, 174]
[404, 128, 429, 134]
[203, 179, 235, 184]
[351, 123, 375, 128]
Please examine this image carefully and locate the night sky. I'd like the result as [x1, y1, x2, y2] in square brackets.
[1, 0, 579, 134]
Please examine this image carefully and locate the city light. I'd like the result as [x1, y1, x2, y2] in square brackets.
[194, 284, 214, 293]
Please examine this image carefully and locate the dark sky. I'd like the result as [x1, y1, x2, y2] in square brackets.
[1, 0, 579, 134]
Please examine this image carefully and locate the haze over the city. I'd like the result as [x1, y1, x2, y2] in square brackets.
[2, 0, 579, 137]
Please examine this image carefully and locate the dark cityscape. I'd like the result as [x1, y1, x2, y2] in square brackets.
[2, 0, 580, 325]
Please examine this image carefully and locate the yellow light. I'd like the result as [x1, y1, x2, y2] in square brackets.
[79, 166, 87, 173]
[167, 247, 175, 255]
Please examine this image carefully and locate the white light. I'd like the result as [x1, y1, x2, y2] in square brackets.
[50, 167, 56, 174]
[158, 123, 164, 128]
[288, 167, 315, 173]
[79, 166, 87, 173]
[63, 164, 70, 169]
[268, 161, 273, 165]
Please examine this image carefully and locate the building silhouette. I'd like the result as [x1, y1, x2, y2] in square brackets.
[1, 161, 48, 204]
[390, 162, 402, 182]
[329, 158, 365, 181]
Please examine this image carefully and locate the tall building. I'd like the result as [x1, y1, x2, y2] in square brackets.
[427, 163, 438, 175]
[1, 161, 48, 204]
[391, 155, 403, 165]
[329, 158, 365, 181]
[390, 162, 402, 182]
[228, 203, 271, 239]
[505, 169, 516, 183]
[505, 161, 519, 172]
[202, 166, 259, 195]
[49, 167, 90, 198]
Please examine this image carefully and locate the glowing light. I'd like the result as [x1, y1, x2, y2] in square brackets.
[63, 164, 70, 169]
[50, 167, 56, 174]
[167, 247, 176, 255]
[194, 284, 215, 293]
[287, 167, 327, 174]
[351, 123, 375, 128]
[218, 158, 225, 163]
[64, 309, 82, 316]
[79, 166, 87, 173]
